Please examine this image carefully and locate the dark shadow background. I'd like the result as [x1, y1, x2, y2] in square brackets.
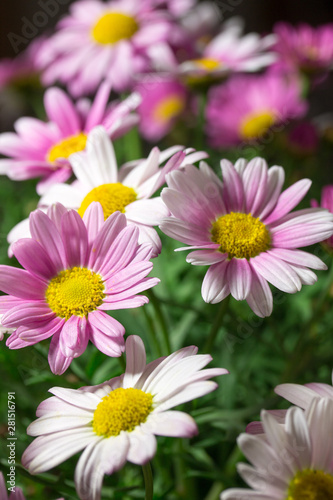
[0, 0, 332, 130]
[1, 0, 333, 57]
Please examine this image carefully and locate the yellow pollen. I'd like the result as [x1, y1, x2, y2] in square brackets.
[153, 95, 185, 123]
[47, 133, 88, 163]
[240, 110, 275, 140]
[45, 267, 105, 320]
[78, 183, 137, 220]
[192, 58, 221, 71]
[211, 212, 271, 259]
[287, 469, 333, 500]
[93, 387, 153, 437]
[92, 12, 139, 45]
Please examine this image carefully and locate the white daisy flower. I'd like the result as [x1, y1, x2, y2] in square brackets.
[221, 397, 333, 500]
[22, 335, 228, 500]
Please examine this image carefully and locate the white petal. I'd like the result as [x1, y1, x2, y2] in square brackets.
[123, 335, 146, 389]
[126, 428, 157, 465]
[146, 410, 197, 438]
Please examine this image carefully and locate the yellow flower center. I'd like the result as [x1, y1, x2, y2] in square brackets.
[93, 387, 153, 437]
[192, 58, 221, 71]
[211, 212, 271, 259]
[92, 12, 139, 45]
[287, 469, 333, 500]
[47, 133, 88, 163]
[45, 267, 105, 320]
[153, 95, 185, 124]
[240, 111, 275, 140]
[78, 183, 137, 220]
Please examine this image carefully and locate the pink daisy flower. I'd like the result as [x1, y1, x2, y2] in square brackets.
[136, 76, 188, 141]
[160, 158, 333, 317]
[206, 73, 307, 148]
[0, 82, 139, 194]
[0, 203, 159, 375]
[37, 0, 174, 97]
[311, 185, 333, 250]
[273, 22, 333, 74]
[7, 127, 207, 257]
[221, 398, 333, 500]
[22, 335, 228, 500]
[179, 18, 277, 83]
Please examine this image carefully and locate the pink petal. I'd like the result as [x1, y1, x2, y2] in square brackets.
[251, 253, 302, 293]
[61, 210, 89, 267]
[59, 316, 90, 358]
[242, 157, 268, 215]
[29, 209, 66, 272]
[227, 258, 252, 300]
[0, 266, 46, 299]
[48, 331, 73, 375]
[12, 238, 57, 280]
[264, 179, 312, 225]
[246, 269, 273, 318]
[44, 87, 81, 136]
[88, 212, 127, 271]
[95, 225, 139, 278]
[220, 159, 244, 212]
[201, 261, 230, 303]
[2, 303, 54, 328]
[84, 80, 112, 131]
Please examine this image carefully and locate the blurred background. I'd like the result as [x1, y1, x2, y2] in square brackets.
[1, 0, 333, 132]
[1, 0, 333, 58]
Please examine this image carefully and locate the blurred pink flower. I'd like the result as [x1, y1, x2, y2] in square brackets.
[22, 335, 227, 500]
[0, 82, 139, 194]
[0, 38, 44, 90]
[0, 203, 159, 374]
[136, 77, 188, 140]
[206, 73, 307, 148]
[273, 22, 333, 74]
[160, 158, 333, 317]
[179, 18, 277, 82]
[311, 185, 333, 249]
[37, 0, 175, 96]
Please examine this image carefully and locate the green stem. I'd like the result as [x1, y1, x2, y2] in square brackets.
[195, 91, 207, 150]
[147, 290, 171, 354]
[142, 462, 153, 500]
[204, 296, 230, 353]
[142, 307, 163, 357]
